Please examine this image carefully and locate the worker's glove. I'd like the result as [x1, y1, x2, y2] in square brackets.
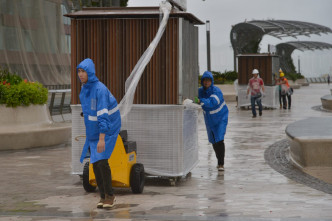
[194, 97, 200, 104]
[262, 93, 266, 98]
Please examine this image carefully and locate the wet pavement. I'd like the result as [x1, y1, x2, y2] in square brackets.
[1, 83, 332, 221]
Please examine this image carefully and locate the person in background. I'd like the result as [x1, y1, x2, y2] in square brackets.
[328, 75, 330, 85]
[247, 69, 265, 118]
[77, 58, 121, 209]
[276, 71, 292, 109]
[194, 71, 229, 171]
[275, 69, 283, 109]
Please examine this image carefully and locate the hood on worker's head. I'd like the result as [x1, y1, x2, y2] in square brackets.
[201, 71, 214, 87]
[76, 58, 99, 84]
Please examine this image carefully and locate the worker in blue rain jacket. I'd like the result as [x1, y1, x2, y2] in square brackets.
[195, 71, 229, 171]
[77, 58, 121, 209]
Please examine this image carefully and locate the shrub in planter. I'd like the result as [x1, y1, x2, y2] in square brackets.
[0, 68, 48, 107]
[222, 71, 238, 82]
[212, 70, 238, 84]
[198, 70, 238, 85]
[285, 72, 304, 81]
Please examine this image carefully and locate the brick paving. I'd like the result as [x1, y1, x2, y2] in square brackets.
[265, 139, 332, 194]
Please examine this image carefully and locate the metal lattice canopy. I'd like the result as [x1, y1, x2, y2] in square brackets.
[230, 20, 332, 70]
[276, 41, 332, 73]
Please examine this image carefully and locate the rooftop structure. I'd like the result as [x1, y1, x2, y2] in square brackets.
[65, 6, 202, 24]
[276, 41, 332, 73]
[230, 20, 332, 71]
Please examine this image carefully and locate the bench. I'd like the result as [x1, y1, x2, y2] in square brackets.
[48, 89, 71, 116]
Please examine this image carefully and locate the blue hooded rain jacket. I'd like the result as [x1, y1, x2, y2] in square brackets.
[198, 71, 229, 144]
[77, 58, 121, 164]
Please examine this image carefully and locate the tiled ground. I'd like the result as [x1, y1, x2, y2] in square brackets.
[1, 83, 332, 221]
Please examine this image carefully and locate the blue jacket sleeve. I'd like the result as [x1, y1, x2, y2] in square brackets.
[200, 89, 223, 109]
[96, 87, 111, 134]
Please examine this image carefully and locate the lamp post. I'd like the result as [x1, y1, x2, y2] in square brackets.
[298, 55, 301, 74]
[206, 20, 211, 71]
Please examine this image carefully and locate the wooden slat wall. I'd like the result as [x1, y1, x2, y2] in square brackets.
[181, 19, 199, 100]
[71, 18, 180, 105]
[237, 55, 278, 86]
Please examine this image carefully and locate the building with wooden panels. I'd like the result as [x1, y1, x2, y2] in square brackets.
[236, 54, 280, 108]
[65, 7, 203, 105]
[237, 54, 279, 86]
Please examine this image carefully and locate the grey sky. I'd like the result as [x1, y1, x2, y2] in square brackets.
[128, 0, 332, 77]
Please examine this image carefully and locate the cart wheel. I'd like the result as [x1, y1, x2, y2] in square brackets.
[170, 178, 176, 186]
[83, 162, 96, 192]
[130, 163, 145, 194]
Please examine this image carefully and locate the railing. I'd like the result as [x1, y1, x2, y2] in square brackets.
[306, 77, 328, 83]
[45, 84, 71, 90]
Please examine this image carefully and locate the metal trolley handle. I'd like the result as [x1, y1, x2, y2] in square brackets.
[75, 135, 86, 141]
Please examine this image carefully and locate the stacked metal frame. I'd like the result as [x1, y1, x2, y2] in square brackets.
[235, 83, 279, 109]
[71, 105, 87, 175]
[121, 104, 199, 177]
[71, 104, 200, 176]
[276, 41, 332, 73]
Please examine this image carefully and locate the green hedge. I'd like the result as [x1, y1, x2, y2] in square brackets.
[284, 72, 305, 81]
[0, 68, 48, 107]
[199, 70, 238, 85]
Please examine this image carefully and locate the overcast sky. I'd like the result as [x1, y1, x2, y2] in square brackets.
[128, 0, 332, 77]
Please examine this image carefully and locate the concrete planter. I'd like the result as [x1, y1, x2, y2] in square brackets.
[288, 80, 301, 89]
[321, 95, 332, 111]
[296, 78, 309, 86]
[0, 104, 71, 150]
[286, 117, 332, 168]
